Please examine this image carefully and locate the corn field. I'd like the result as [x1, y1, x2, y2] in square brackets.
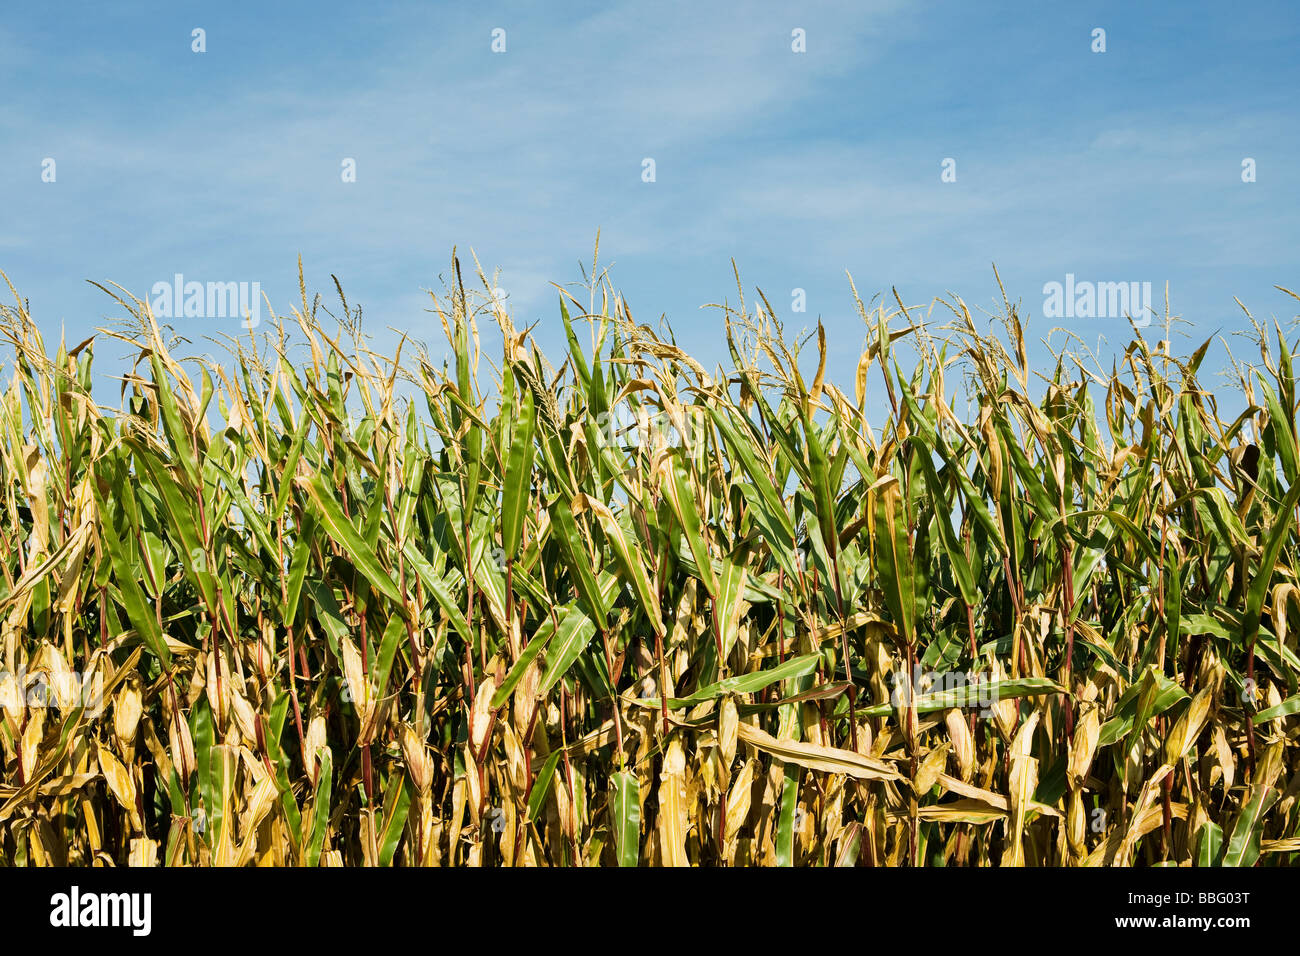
[2, 258, 1299, 867]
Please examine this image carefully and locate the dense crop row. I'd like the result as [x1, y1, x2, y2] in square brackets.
[1, 260, 1298, 866]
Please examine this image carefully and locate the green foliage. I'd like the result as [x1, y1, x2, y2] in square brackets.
[0, 261, 1298, 867]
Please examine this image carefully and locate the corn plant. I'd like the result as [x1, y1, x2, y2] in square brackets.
[1, 259, 1298, 867]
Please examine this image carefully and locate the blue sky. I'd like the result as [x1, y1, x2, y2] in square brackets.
[2, 0, 1297, 399]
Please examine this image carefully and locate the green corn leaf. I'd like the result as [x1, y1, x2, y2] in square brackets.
[501, 387, 536, 561]
[299, 471, 408, 614]
[93, 485, 171, 667]
[304, 746, 333, 868]
[538, 606, 598, 696]
[609, 771, 641, 867]
[548, 495, 609, 632]
[528, 750, 565, 822]
[641, 652, 822, 710]
[1222, 784, 1279, 867]
[378, 775, 413, 867]
[1194, 821, 1225, 867]
[661, 453, 718, 597]
[873, 479, 916, 646]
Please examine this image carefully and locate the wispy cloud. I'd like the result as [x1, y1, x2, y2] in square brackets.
[0, 0, 1296, 388]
